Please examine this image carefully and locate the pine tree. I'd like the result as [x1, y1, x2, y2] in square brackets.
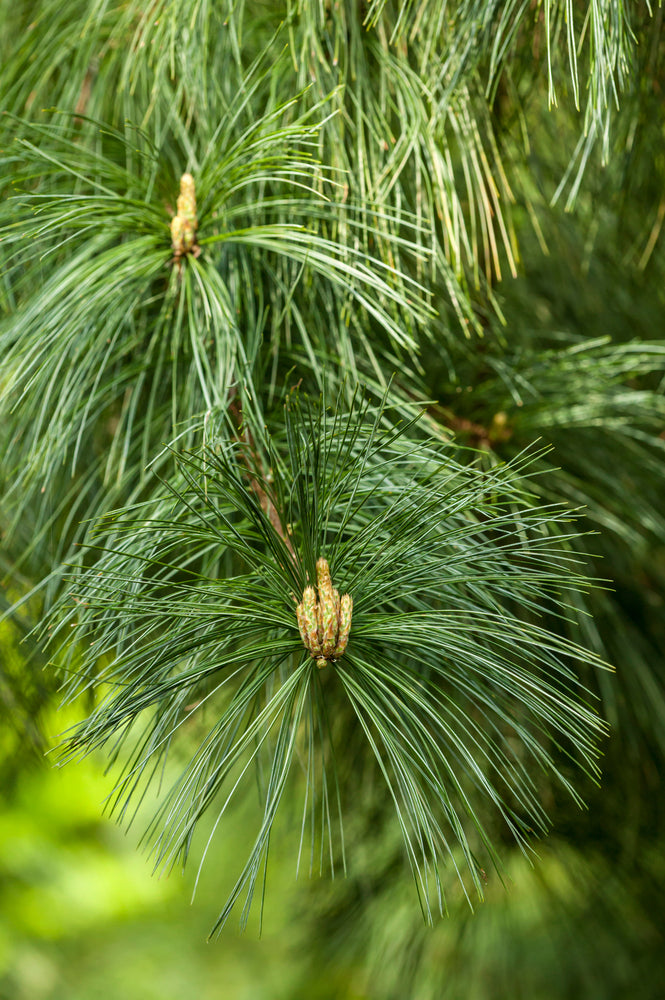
[1, 0, 664, 991]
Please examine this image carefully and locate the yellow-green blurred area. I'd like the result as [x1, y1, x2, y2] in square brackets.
[0, 603, 311, 1000]
[0, 715, 296, 1000]
[1, 696, 663, 1000]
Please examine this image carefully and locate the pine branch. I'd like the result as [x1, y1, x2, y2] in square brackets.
[48, 391, 606, 929]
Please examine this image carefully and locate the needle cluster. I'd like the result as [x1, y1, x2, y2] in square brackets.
[47, 392, 608, 929]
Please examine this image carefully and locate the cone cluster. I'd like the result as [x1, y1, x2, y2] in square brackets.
[170, 172, 198, 256]
[296, 558, 353, 669]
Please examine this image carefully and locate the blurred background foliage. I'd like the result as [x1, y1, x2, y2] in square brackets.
[0, 707, 315, 1000]
[1, 0, 665, 997]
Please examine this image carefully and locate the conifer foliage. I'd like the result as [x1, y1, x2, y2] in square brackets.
[1, 0, 664, 970]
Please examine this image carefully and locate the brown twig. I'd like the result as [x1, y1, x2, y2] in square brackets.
[227, 395, 297, 562]
[423, 401, 513, 450]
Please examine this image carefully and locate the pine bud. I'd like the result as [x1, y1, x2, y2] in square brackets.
[170, 173, 198, 257]
[170, 214, 185, 254]
[316, 558, 333, 605]
[317, 559, 338, 657]
[333, 594, 353, 657]
[295, 559, 352, 667]
[295, 602, 308, 648]
[176, 172, 198, 229]
[302, 585, 322, 656]
[170, 215, 195, 254]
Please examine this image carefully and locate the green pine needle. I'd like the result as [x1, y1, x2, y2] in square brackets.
[49, 391, 607, 929]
